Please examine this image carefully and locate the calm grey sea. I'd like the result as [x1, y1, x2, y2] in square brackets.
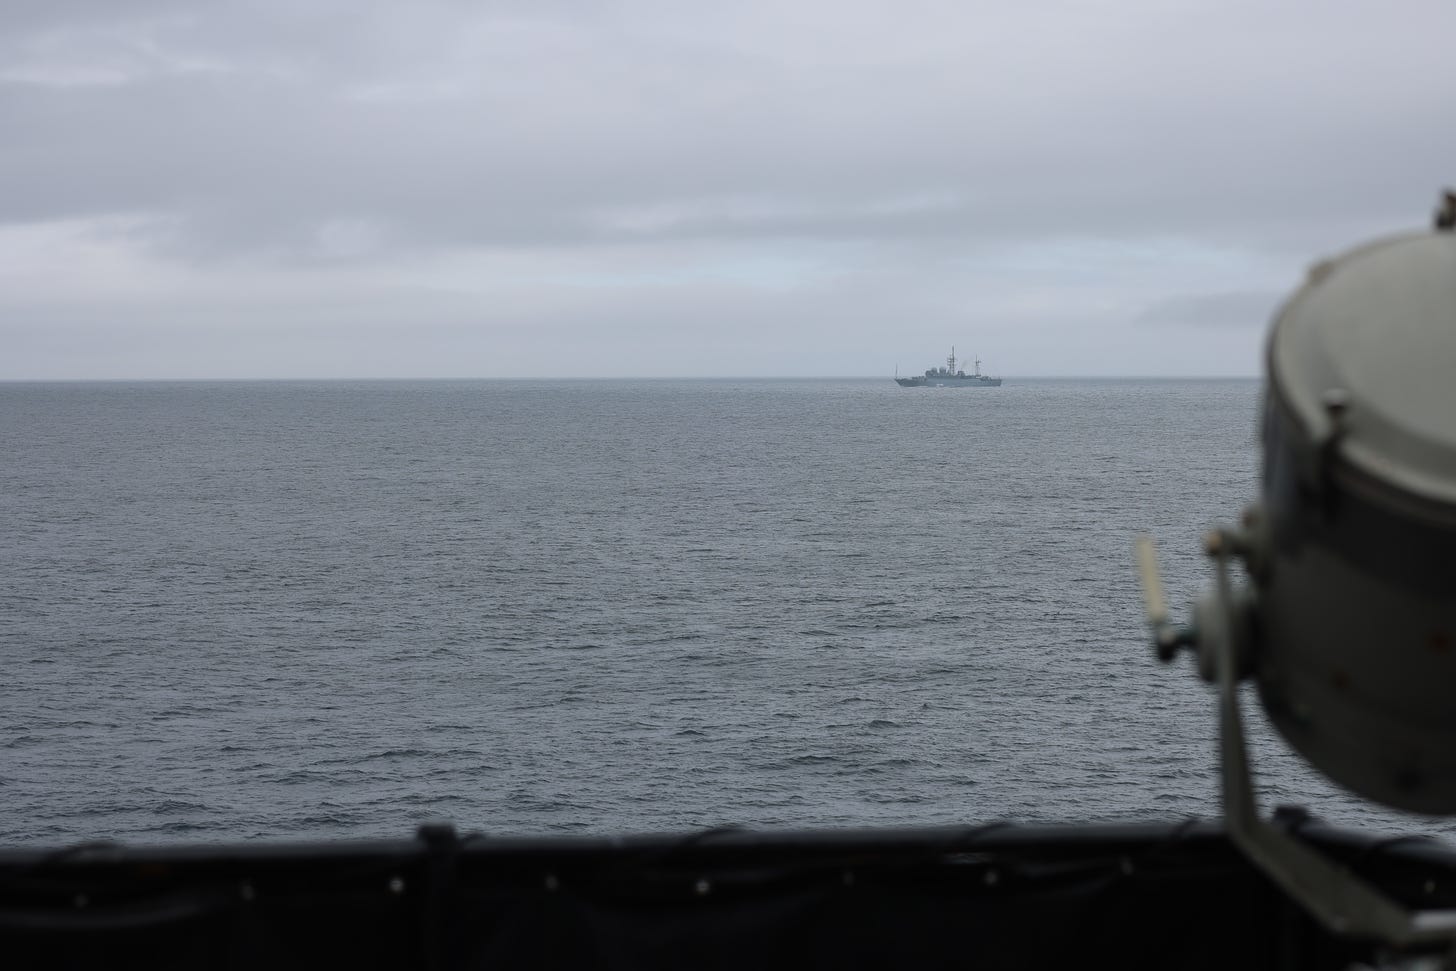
[3, 378, 1451, 847]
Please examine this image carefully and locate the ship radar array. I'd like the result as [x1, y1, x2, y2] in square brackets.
[1138, 190, 1456, 958]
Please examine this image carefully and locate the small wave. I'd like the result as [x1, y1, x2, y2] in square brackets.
[357, 748, 434, 762]
[866, 792, 929, 805]
[144, 820, 218, 835]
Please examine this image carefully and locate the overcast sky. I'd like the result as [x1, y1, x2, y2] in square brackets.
[2, 0, 1453, 379]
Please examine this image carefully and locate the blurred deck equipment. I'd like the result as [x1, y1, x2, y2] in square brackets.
[1140, 189, 1456, 956]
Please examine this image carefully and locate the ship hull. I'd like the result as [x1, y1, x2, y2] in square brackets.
[895, 376, 1001, 387]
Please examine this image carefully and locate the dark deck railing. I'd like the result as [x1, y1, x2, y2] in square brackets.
[3, 817, 1454, 969]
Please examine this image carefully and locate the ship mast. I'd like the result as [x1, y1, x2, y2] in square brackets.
[947, 346, 957, 374]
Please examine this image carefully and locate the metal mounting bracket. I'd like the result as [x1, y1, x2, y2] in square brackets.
[1206, 541, 1456, 955]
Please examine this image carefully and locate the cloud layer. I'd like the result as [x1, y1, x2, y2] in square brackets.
[3, 1, 1454, 378]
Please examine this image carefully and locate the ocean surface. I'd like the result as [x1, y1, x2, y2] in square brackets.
[4, 378, 1453, 848]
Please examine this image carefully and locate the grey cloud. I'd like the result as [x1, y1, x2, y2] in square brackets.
[2, 2, 1454, 261]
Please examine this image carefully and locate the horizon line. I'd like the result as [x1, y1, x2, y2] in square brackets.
[0, 373, 1262, 384]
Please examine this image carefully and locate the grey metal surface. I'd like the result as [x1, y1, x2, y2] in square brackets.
[1268, 231, 1456, 511]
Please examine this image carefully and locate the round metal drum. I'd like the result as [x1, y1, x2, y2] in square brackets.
[1257, 229, 1456, 813]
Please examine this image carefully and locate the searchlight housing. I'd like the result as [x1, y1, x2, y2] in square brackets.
[1138, 192, 1456, 955]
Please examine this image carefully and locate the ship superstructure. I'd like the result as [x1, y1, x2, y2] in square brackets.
[895, 346, 1001, 387]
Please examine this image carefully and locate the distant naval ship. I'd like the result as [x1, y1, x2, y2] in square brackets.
[895, 347, 1002, 387]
